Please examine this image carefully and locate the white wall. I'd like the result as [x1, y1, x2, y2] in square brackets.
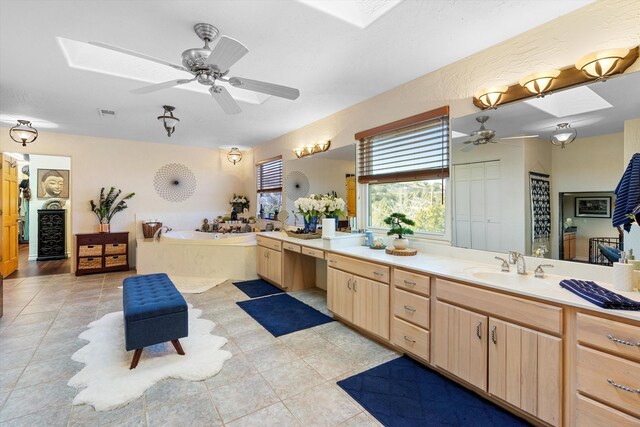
[0, 131, 254, 270]
[28, 154, 72, 260]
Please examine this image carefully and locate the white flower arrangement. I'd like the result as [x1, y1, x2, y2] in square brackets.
[294, 194, 326, 219]
[323, 194, 346, 217]
[229, 194, 250, 210]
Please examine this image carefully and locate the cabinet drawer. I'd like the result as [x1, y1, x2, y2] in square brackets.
[326, 253, 389, 284]
[301, 246, 324, 259]
[392, 317, 430, 361]
[103, 232, 128, 244]
[435, 278, 562, 335]
[577, 313, 640, 362]
[79, 245, 102, 257]
[257, 236, 282, 251]
[394, 268, 430, 296]
[104, 243, 126, 255]
[77, 235, 103, 245]
[283, 242, 301, 253]
[576, 345, 640, 418]
[78, 257, 102, 270]
[393, 287, 430, 329]
[575, 394, 640, 427]
[105, 255, 127, 268]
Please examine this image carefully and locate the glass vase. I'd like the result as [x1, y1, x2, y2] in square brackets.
[304, 215, 319, 233]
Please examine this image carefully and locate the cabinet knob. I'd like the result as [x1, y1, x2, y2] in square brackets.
[403, 305, 416, 313]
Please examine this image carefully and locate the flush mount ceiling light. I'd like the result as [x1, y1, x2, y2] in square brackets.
[293, 140, 331, 158]
[9, 120, 38, 146]
[575, 48, 630, 79]
[474, 86, 508, 109]
[227, 147, 242, 165]
[157, 105, 179, 137]
[519, 70, 561, 96]
[550, 123, 577, 148]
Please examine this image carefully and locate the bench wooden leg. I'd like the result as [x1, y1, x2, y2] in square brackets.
[171, 339, 185, 355]
[130, 348, 143, 370]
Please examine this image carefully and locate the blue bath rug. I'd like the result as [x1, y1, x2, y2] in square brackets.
[233, 279, 284, 298]
[337, 356, 530, 427]
[236, 293, 333, 337]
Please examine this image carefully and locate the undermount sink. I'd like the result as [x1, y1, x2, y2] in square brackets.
[470, 270, 559, 289]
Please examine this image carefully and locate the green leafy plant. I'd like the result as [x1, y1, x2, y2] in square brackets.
[384, 212, 415, 239]
[89, 187, 135, 224]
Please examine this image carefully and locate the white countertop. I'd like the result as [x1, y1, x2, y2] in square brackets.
[259, 232, 640, 322]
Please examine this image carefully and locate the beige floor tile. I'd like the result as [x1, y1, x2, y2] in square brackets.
[244, 342, 299, 372]
[144, 378, 208, 409]
[284, 383, 361, 427]
[205, 354, 257, 390]
[226, 402, 301, 427]
[14, 357, 83, 390]
[261, 359, 326, 400]
[339, 412, 383, 426]
[0, 378, 76, 422]
[208, 372, 279, 424]
[278, 328, 336, 358]
[146, 392, 221, 427]
[303, 344, 362, 380]
[69, 399, 143, 426]
[232, 329, 278, 352]
[0, 404, 71, 427]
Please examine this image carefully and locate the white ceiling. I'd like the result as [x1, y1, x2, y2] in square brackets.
[0, 0, 591, 148]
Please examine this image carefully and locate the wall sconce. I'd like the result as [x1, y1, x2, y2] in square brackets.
[227, 147, 242, 165]
[518, 70, 560, 96]
[9, 120, 38, 147]
[575, 48, 630, 79]
[474, 86, 508, 109]
[294, 140, 331, 158]
[550, 123, 577, 148]
[157, 105, 179, 137]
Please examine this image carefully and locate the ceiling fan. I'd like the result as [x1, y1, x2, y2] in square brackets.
[90, 23, 300, 115]
[460, 116, 538, 151]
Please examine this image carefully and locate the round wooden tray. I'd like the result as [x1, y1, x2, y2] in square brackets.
[385, 247, 417, 256]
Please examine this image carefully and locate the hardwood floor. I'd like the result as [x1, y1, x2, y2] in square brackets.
[5, 243, 70, 279]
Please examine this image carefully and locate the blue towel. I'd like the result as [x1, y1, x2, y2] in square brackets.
[560, 279, 640, 310]
[597, 243, 622, 263]
[613, 153, 640, 232]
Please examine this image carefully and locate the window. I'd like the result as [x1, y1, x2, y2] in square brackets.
[356, 107, 449, 234]
[256, 156, 283, 218]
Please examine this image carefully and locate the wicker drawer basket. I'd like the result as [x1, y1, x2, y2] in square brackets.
[105, 243, 127, 255]
[79, 245, 102, 257]
[78, 257, 102, 270]
[105, 255, 127, 267]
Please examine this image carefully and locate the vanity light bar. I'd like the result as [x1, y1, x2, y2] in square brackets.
[473, 46, 639, 110]
[294, 140, 331, 158]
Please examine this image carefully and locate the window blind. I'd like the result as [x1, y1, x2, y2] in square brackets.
[356, 108, 450, 184]
[256, 156, 283, 193]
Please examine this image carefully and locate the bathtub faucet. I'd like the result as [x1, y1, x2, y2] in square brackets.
[153, 226, 172, 241]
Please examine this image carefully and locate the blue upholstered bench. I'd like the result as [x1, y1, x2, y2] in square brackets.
[123, 273, 188, 369]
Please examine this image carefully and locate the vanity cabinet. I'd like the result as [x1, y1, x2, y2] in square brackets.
[434, 278, 563, 426]
[327, 254, 389, 340]
[256, 236, 282, 286]
[391, 268, 431, 362]
[563, 232, 576, 260]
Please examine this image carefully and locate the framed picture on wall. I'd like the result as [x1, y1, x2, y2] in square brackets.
[575, 196, 611, 218]
[37, 169, 70, 199]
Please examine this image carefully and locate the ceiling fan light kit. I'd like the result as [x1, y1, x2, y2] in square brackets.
[9, 119, 38, 146]
[550, 123, 577, 148]
[227, 147, 242, 165]
[294, 140, 331, 158]
[473, 46, 638, 110]
[157, 105, 180, 137]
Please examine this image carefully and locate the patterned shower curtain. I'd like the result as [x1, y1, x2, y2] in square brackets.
[530, 172, 551, 257]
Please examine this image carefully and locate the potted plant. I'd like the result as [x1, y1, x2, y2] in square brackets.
[384, 212, 415, 250]
[322, 192, 346, 230]
[90, 187, 135, 233]
[229, 194, 250, 213]
[294, 194, 326, 233]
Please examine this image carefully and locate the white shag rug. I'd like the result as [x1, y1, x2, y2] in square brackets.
[168, 276, 227, 294]
[68, 306, 231, 411]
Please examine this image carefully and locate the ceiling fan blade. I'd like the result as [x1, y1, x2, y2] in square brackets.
[89, 41, 189, 72]
[497, 134, 539, 140]
[210, 86, 242, 115]
[205, 36, 248, 72]
[131, 79, 194, 94]
[229, 77, 300, 100]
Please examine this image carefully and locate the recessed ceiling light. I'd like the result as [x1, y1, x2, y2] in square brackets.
[524, 85, 612, 118]
[297, 0, 403, 29]
[0, 114, 59, 128]
[57, 37, 270, 105]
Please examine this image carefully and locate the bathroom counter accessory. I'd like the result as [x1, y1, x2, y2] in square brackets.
[385, 247, 417, 256]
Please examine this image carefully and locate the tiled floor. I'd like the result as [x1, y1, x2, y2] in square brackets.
[0, 273, 399, 426]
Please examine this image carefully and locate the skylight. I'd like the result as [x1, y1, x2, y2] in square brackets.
[57, 37, 270, 105]
[524, 86, 612, 118]
[298, 0, 403, 29]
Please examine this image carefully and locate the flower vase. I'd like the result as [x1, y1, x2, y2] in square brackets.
[304, 216, 319, 233]
[99, 223, 110, 233]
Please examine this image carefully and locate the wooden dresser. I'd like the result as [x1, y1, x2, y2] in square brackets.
[75, 232, 129, 276]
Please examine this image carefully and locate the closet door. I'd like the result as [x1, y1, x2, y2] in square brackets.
[452, 164, 471, 248]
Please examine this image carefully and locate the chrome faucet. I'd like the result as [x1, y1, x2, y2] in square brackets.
[508, 251, 520, 265]
[515, 253, 526, 275]
[153, 226, 172, 240]
[495, 256, 510, 272]
[534, 264, 554, 278]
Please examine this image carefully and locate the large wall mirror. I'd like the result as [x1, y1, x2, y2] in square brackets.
[450, 70, 640, 265]
[282, 144, 356, 227]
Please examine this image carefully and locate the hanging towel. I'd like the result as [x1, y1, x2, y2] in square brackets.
[613, 152, 640, 232]
[560, 279, 640, 310]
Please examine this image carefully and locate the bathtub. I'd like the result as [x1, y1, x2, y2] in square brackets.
[136, 230, 258, 280]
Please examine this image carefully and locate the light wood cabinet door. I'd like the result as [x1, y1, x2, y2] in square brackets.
[434, 301, 488, 391]
[327, 267, 354, 322]
[488, 318, 562, 426]
[353, 276, 389, 340]
[257, 245, 269, 279]
[269, 248, 282, 285]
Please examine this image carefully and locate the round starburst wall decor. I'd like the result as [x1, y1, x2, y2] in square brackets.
[153, 163, 197, 202]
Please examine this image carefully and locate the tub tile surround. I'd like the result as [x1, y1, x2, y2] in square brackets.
[0, 273, 393, 426]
